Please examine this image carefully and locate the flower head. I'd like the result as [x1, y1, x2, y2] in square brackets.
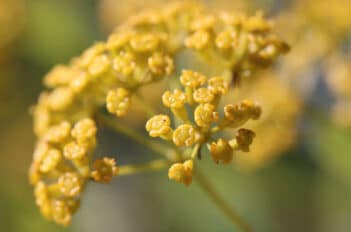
[168, 160, 193, 186]
[180, 70, 207, 88]
[146, 114, 172, 138]
[91, 157, 119, 183]
[58, 172, 82, 197]
[173, 124, 202, 147]
[106, 88, 132, 117]
[162, 89, 187, 108]
[209, 139, 234, 164]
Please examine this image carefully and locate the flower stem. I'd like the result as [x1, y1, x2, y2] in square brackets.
[118, 159, 169, 176]
[135, 92, 157, 118]
[194, 168, 254, 232]
[96, 112, 171, 158]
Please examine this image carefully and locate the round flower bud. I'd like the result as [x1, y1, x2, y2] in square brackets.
[39, 148, 62, 173]
[88, 54, 111, 77]
[232, 128, 256, 152]
[194, 103, 219, 127]
[47, 87, 74, 111]
[240, 100, 261, 120]
[193, 88, 215, 104]
[168, 160, 193, 186]
[106, 88, 132, 117]
[44, 121, 71, 144]
[130, 33, 160, 52]
[106, 32, 132, 51]
[71, 118, 97, 144]
[162, 89, 186, 109]
[145, 114, 172, 138]
[44, 65, 80, 88]
[51, 200, 72, 227]
[180, 70, 207, 88]
[58, 172, 82, 197]
[148, 52, 174, 76]
[91, 157, 119, 183]
[63, 142, 87, 160]
[173, 124, 201, 147]
[208, 76, 229, 95]
[224, 104, 243, 122]
[34, 181, 49, 207]
[113, 52, 136, 77]
[185, 30, 211, 50]
[215, 29, 237, 50]
[69, 72, 89, 93]
[209, 139, 234, 164]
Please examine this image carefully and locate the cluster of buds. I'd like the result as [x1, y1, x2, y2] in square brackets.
[29, 118, 118, 226]
[29, 2, 288, 226]
[146, 70, 261, 185]
[185, 11, 289, 80]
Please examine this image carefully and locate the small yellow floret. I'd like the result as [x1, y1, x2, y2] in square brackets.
[168, 160, 193, 186]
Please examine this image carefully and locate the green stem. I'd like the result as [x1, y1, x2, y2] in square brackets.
[118, 159, 169, 176]
[135, 92, 157, 118]
[96, 112, 170, 158]
[194, 168, 254, 232]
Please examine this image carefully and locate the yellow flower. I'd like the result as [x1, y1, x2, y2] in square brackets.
[47, 88, 74, 111]
[193, 87, 215, 104]
[168, 160, 193, 186]
[91, 157, 119, 183]
[209, 139, 234, 164]
[208, 76, 229, 95]
[51, 200, 72, 227]
[215, 29, 237, 50]
[185, 30, 211, 50]
[58, 172, 82, 197]
[194, 103, 219, 127]
[71, 118, 97, 144]
[148, 52, 174, 76]
[106, 88, 132, 117]
[44, 121, 71, 144]
[145, 114, 172, 138]
[106, 32, 132, 51]
[173, 124, 201, 147]
[39, 148, 62, 173]
[63, 142, 87, 160]
[112, 52, 136, 77]
[130, 33, 161, 53]
[180, 70, 207, 88]
[231, 128, 256, 152]
[162, 89, 187, 108]
[88, 54, 111, 77]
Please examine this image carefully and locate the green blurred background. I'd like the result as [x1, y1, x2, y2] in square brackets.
[1, 0, 351, 231]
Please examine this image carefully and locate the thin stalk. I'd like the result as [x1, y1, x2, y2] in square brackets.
[135, 92, 157, 118]
[96, 112, 170, 157]
[118, 159, 169, 176]
[194, 168, 254, 232]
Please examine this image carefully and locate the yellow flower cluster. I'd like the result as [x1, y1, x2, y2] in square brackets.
[29, 1, 288, 226]
[224, 74, 301, 171]
[185, 11, 289, 78]
[146, 70, 261, 185]
[29, 118, 118, 226]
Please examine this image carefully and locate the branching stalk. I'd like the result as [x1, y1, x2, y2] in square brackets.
[194, 168, 254, 232]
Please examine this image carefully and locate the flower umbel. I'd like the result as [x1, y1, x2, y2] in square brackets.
[29, 1, 287, 228]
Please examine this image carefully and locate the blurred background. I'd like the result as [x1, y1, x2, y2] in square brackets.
[1, 0, 351, 231]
